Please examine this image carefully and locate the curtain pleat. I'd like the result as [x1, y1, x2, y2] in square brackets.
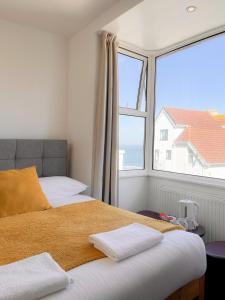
[92, 31, 119, 206]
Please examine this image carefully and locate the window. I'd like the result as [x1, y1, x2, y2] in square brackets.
[155, 150, 159, 161]
[153, 32, 225, 180]
[160, 129, 168, 141]
[119, 116, 145, 170]
[118, 49, 148, 171]
[166, 150, 172, 160]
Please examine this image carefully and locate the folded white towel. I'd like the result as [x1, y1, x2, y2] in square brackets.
[0, 253, 70, 300]
[89, 223, 163, 261]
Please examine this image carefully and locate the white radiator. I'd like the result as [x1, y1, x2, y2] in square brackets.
[148, 178, 225, 243]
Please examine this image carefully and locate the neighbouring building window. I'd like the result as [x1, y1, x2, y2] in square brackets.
[118, 49, 148, 171]
[166, 150, 172, 160]
[155, 150, 159, 161]
[153, 32, 225, 180]
[160, 129, 168, 141]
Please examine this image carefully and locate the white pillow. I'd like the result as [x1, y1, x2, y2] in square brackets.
[39, 176, 88, 201]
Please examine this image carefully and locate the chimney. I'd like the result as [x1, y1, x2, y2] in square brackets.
[207, 109, 218, 116]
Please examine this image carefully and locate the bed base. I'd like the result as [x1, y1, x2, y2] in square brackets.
[166, 276, 205, 300]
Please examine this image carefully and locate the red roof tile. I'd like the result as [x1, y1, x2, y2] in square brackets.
[164, 107, 220, 128]
[176, 127, 225, 164]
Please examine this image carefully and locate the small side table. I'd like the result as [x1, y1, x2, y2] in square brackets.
[205, 241, 225, 300]
[138, 210, 205, 238]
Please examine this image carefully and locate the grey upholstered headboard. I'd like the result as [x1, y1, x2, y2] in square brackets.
[0, 139, 68, 177]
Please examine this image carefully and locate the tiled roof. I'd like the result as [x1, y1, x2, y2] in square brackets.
[213, 114, 225, 126]
[176, 127, 225, 164]
[163, 107, 225, 164]
[164, 107, 220, 128]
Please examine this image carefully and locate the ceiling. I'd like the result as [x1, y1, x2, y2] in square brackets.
[0, 0, 120, 36]
[104, 0, 225, 50]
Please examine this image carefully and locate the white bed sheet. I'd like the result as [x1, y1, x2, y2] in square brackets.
[42, 195, 206, 300]
[48, 194, 95, 207]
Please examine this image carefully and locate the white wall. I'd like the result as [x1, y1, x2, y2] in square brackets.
[0, 19, 68, 139]
[154, 111, 183, 171]
[67, 28, 99, 190]
[119, 176, 148, 211]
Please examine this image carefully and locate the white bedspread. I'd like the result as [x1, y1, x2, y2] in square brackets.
[42, 195, 206, 300]
[41, 227, 205, 299]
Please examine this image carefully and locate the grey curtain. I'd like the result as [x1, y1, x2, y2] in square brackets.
[92, 31, 119, 206]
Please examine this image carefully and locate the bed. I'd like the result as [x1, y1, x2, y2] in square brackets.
[0, 139, 206, 300]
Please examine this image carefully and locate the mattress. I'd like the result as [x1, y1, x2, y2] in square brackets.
[41, 194, 206, 300]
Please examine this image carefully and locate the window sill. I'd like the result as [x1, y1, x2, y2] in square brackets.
[149, 169, 225, 191]
[120, 168, 225, 191]
[119, 169, 148, 179]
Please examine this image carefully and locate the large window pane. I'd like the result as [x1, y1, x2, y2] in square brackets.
[119, 115, 145, 170]
[153, 33, 225, 180]
[118, 53, 144, 110]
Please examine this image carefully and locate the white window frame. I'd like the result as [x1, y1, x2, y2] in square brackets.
[118, 47, 150, 178]
[149, 27, 225, 189]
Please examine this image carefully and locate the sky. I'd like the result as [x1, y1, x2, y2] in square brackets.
[155, 32, 225, 116]
[119, 32, 225, 146]
[118, 53, 143, 110]
[119, 115, 145, 146]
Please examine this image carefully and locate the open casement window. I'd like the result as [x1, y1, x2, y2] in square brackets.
[118, 48, 148, 173]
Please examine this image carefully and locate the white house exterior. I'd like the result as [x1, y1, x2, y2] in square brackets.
[154, 107, 225, 179]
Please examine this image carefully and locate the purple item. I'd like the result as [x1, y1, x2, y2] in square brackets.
[206, 241, 225, 259]
[138, 210, 161, 220]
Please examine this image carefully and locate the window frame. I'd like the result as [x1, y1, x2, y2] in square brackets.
[149, 28, 225, 189]
[118, 28, 225, 189]
[118, 47, 150, 177]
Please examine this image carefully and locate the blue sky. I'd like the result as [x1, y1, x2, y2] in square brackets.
[119, 115, 145, 146]
[155, 32, 225, 115]
[119, 32, 225, 146]
[118, 53, 143, 110]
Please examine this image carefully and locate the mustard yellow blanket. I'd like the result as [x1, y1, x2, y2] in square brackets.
[0, 200, 183, 271]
